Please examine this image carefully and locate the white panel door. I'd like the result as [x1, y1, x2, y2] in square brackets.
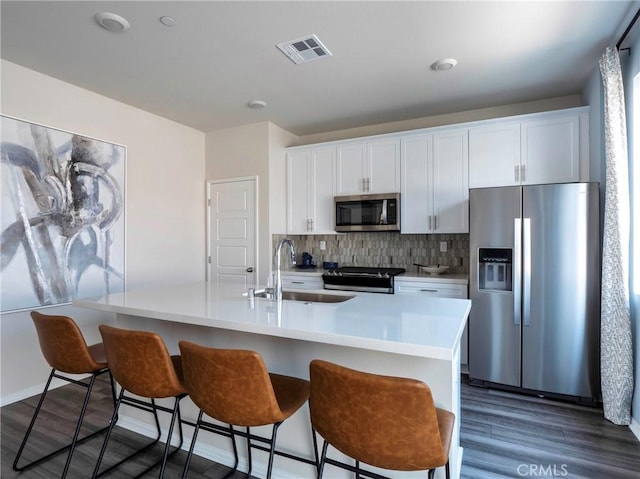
[208, 178, 257, 286]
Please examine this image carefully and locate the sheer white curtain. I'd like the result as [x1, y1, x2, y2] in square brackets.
[599, 46, 633, 425]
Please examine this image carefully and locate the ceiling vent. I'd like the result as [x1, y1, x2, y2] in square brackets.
[276, 34, 332, 65]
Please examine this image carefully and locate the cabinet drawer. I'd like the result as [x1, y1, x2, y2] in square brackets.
[394, 280, 467, 298]
[282, 276, 324, 290]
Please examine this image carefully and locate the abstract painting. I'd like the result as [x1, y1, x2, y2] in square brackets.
[1, 116, 125, 312]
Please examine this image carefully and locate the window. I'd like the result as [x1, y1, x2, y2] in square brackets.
[633, 72, 639, 294]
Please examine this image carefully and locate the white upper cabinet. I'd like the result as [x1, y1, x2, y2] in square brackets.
[336, 138, 400, 194]
[401, 128, 469, 234]
[469, 107, 587, 188]
[468, 123, 520, 188]
[521, 113, 580, 185]
[286, 147, 336, 235]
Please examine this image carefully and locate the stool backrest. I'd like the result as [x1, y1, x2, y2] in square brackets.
[99, 324, 184, 399]
[179, 340, 284, 426]
[309, 359, 447, 471]
[31, 311, 104, 374]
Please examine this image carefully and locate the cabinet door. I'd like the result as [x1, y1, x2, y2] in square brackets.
[287, 150, 312, 234]
[521, 113, 580, 185]
[468, 122, 520, 188]
[336, 143, 366, 194]
[432, 129, 469, 233]
[367, 138, 401, 193]
[401, 134, 432, 234]
[310, 148, 336, 233]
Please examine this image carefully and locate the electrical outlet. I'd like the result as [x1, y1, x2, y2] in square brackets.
[440, 241, 447, 253]
[320, 240, 326, 251]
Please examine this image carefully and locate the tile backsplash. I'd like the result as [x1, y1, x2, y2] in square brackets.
[273, 233, 469, 274]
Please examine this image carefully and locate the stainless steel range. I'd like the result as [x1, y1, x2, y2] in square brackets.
[322, 266, 406, 294]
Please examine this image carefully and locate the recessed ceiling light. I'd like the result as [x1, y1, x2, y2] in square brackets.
[247, 100, 267, 109]
[94, 12, 130, 32]
[159, 16, 176, 27]
[431, 58, 458, 71]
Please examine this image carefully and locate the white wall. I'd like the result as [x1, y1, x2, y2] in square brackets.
[298, 95, 583, 144]
[0, 60, 206, 405]
[205, 122, 298, 283]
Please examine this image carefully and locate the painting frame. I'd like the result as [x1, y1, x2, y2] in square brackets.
[0, 115, 126, 313]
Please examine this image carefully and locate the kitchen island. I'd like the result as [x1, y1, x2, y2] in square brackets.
[74, 280, 470, 479]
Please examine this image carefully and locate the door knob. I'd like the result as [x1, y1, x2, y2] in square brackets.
[246, 267, 254, 273]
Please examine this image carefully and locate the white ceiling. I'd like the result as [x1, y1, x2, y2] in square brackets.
[1, 1, 638, 136]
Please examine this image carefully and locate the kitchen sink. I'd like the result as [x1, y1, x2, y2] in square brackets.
[282, 291, 354, 303]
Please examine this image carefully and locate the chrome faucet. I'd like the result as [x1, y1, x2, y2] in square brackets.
[273, 238, 296, 301]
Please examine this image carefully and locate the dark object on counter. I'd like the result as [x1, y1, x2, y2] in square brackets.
[323, 262, 338, 270]
[302, 252, 315, 267]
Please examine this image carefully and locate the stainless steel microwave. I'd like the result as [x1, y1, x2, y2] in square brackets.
[334, 193, 400, 232]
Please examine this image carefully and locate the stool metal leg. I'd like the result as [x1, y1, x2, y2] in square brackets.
[265, 422, 281, 479]
[91, 389, 163, 479]
[181, 410, 204, 479]
[317, 440, 330, 479]
[13, 368, 113, 478]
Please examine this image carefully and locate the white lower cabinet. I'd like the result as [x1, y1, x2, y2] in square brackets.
[395, 278, 469, 367]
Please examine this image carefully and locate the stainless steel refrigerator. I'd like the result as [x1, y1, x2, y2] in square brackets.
[468, 183, 601, 402]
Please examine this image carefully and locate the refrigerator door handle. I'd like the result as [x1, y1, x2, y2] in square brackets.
[513, 218, 522, 326]
[523, 217, 531, 327]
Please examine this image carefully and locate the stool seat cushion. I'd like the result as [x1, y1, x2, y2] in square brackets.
[269, 373, 310, 420]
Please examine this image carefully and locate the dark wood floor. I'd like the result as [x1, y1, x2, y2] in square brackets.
[2, 374, 639, 478]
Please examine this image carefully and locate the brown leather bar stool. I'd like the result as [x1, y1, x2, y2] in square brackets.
[13, 311, 116, 479]
[178, 340, 311, 479]
[309, 359, 455, 479]
[91, 325, 187, 479]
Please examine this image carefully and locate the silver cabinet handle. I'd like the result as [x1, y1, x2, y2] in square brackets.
[246, 267, 254, 273]
[428, 215, 433, 230]
[515, 165, 520, 182]
[292, 281, 304, 284]
[513, 218, 522, 326]
[523, 218, 531, 327]
[434, 215, 437, 231]
[521, 164, 526, 182]
[420, 289, 438, 293]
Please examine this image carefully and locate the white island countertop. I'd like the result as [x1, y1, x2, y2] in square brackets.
[74, 281, 471, 361]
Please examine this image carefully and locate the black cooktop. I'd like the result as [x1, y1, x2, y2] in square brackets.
[324, 266, 406, 277]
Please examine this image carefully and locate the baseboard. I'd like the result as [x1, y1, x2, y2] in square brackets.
[630, 417, 640, 442]
[1, 376, 71, 407]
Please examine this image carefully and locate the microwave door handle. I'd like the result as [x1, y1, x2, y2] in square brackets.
[380, 199, 387, 224]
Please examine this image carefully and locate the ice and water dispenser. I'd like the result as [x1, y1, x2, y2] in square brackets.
[478, 248, 512, 292]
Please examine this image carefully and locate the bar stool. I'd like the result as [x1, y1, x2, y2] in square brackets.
[91, 324, 187, 479]
[13, 311, 116, 479]
[178, 340, 311, 479]
[309, 359, 455, 479]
